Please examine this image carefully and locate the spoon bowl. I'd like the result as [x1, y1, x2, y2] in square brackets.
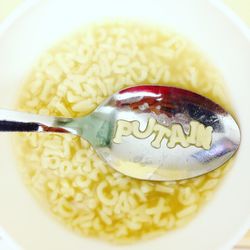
[0, 85, 240, 181]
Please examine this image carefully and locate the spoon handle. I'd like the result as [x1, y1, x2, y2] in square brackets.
[0, 109, 79, 135]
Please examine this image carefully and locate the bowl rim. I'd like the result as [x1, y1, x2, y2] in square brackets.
[0, 0, 249, 40]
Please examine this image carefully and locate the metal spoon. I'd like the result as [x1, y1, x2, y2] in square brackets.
[0, 85, 240, 181]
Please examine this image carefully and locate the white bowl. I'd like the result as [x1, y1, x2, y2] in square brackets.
[0, 0, 249, 249]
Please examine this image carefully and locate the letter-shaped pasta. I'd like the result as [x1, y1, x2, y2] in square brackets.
[113, 120, 133, 143]
[151, 123, 171, 148]
[96, 181, 119, 206]
[196, 123, 213, 149]
[132, 118, 156, 139]
[186, 121, 199, 144]
[168, 124, 189, 148]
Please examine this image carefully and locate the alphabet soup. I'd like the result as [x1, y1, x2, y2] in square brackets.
[15, 21, 233, 243]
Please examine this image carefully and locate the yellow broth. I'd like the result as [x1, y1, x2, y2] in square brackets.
[16, 21, 233, 243]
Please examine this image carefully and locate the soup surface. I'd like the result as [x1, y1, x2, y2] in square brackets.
[16, 21, 232, 243]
